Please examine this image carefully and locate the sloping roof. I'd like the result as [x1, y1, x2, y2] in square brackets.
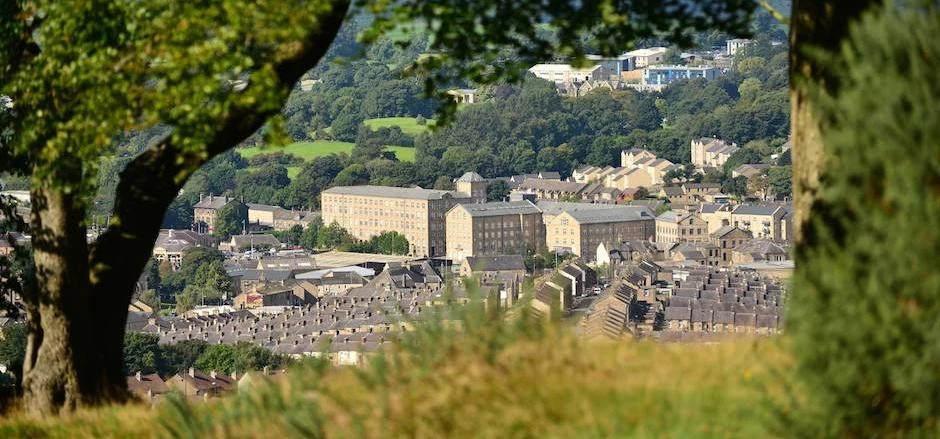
[732, 205, 782, 216]
[712, 226, 750, 239]
[247, 203, 279, 212]
[464, 255, 527, 273]
[661, 186, 685, 197]
[456, 172, 485, 182]
[733, 239, 788, 258]
[565, 206, 654, 224]
[230, 234, 281, 248]
[323, 185, 463, 201]
[194, 195, 238, 210]
[127, 373, 170, 395]
[517, 179, 586, 193]
[451, 200, 540, 218]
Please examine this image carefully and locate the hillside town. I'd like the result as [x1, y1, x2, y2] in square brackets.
[0, 32, 793, 405]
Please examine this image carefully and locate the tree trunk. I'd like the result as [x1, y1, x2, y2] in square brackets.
[789, 0, 879, 243]
[17, 1, 350, 415]
[21, 184, 127, 414]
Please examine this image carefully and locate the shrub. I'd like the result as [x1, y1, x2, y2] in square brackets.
[785, 4, 940, 436]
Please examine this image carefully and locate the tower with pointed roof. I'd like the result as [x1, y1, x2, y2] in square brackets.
[455, 171, 487, 203]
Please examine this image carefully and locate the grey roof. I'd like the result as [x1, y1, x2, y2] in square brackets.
[451, 200, 540, 217]
[194, 195, 238, 209]
[247, 203, 279, 212]
[323, 185, 465, 201]
[661, 186, 685, 197]
[664, 306, 691, 321]
[464, 255, 527, 273]
[699, 203, 724, 214]
[712, 226, 749, 238]
[231, 234, 281, 247]
[456, 172, 485, 183]
[564, 206, 654, 224]
[732, 205, 782, 216]
[517, 179, 586, 193]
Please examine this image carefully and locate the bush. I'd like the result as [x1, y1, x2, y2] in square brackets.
[785, 5, 940, 436]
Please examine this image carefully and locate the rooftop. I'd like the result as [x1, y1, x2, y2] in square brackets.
[322, 185, 465, 201]
[450, 200, 541, 217]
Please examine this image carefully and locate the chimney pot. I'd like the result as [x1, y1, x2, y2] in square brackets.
[210, 370, 217, 380]
[135, 371, 142, 382]
[189, 367, 195, 378]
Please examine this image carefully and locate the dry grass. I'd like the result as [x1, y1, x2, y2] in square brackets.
[0, 320, 791, 438]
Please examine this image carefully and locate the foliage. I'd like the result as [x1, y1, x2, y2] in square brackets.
[160, 248, 231, 304]
[213, 202, 248, 239]
[485, 180, 511, 202]
[300, 218, 323, 251]
[368, 231, 410, 256]
[272, 225, 304, 248]
[194, 342, 286, 375]
[316, 222, 357, 250]
[0, 324, 27, 389]
[785, 5, 940, 436]
[136, 289, 159, 310]
[123, 333, 164, 376]
[765, 166, 792, 199]
[162, 340, 211, 376]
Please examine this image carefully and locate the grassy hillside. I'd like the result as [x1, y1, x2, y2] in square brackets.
[364, 117, 435, 136]
[0, 328, 790, 438]
[239, 141, 416, 165]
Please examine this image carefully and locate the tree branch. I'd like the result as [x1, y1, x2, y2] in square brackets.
[87, 1, 350, 307]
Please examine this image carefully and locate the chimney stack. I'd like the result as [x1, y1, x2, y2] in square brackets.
[210, 370, 217, 380]
[189, 367, 195, 378]
[135, 371, 142, 382]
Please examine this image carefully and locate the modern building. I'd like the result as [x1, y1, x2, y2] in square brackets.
[527, 63, 607, 84]
[321, 185, 472, 257]
[655, 211, 710, 243]
[623, 47, 668, 68]
[445, 200, 544, 261]
[691, 137, 739, 168]
[543, 203, 655, 260]
[643, 65, 722, 89]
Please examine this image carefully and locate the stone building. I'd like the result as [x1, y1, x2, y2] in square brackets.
[690, 137, 739, 168]
[193, 194, 246, 234]
[445, 200, 543, 261]
[321, 185, 471, 258]
[543, 204, 655, 261]
[454, 171, 488, 204]
[655, 211, 709, 243]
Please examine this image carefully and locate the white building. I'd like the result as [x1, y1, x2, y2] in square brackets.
[527, 63, 607, 84]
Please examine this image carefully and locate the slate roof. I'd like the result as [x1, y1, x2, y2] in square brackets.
[464, 255, 527, 273]
[456, 172, 485, 182]
[194, 195, 238, 210]
[732, 205, 782, 216]
[323, 185, 463, 200]
[564, 206, 654, 224]
[451, 200, 540, 217]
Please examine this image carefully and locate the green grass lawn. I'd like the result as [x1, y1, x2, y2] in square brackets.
[238, 141, 416, 179]
[238, 140, 355, 161]
[364, 117, 436, 136]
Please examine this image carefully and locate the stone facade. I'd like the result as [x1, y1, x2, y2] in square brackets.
[321, 186, 471, 258]
[445, 201, 543, 261]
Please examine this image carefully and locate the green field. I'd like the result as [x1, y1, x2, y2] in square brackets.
[238, 140, 355, 160]
[238, 140, 416, 172]
[364, 116, 436, 136]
